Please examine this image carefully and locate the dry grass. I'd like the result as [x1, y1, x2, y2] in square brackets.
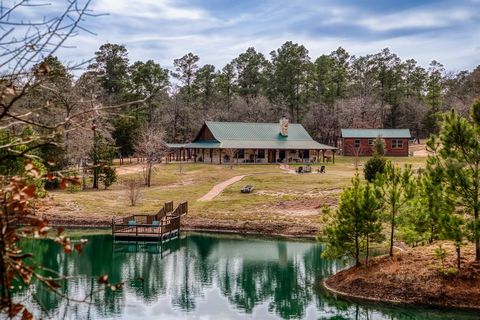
[39, 156, 428, 233]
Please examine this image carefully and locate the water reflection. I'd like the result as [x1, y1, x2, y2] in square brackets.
[17, 232, 480, 319]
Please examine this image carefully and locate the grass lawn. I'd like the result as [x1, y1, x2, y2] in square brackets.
[41, 156, 428, 231]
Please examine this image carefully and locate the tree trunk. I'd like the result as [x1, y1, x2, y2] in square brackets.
[475, 207, 479, 261]
[456, 245, 461, 270]
[355, 234, 360, 267]
[389, 206, 395, 256]
[365, 235, 369, 265]
[146, 162, 152, 187]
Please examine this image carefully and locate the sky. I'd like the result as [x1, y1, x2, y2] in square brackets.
[12, 0, 480, 73]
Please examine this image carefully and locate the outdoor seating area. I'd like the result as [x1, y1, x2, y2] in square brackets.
[295, 165, 326, 174]
[112, 201, 188, 241]
[241, 185, 254, 193]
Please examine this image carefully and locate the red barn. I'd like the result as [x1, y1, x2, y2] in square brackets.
[341, 129, 411, 156]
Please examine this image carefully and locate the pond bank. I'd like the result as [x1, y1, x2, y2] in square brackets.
[44, 215, 319, 238]
[323, 241, 480, 311]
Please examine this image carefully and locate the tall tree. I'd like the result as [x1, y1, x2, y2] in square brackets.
[428, 99, 480, 260]
[376, 162, 415, 256]
[193, 64, 216, 112]
[88, 43, 130, 97]
[173, 52, 200, 104]
[322, 174, 383, 266]
[423, 60, 444, 135]
[215, 63, 236, 111]
[129, 59, 169, 123]
[233, 47, 268, 109]
[268, 41, 311, 121]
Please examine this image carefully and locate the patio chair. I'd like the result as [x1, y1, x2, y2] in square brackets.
[241, 185, 254, 193]
[296, 166, 304, 174]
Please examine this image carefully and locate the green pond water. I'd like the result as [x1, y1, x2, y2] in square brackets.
[16, 232, 480, 320]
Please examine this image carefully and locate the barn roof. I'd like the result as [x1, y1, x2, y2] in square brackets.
[341, 128, 411, 139]
[184, 121, 336, 150]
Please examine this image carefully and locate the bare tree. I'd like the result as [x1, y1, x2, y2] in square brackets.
[134, 125, 167, 187]
[0, 2, 140, 317]
[125, 179, 142, 206]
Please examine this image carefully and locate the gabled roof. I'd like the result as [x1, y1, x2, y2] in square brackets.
[186, 121, 336, 150]
[341, 128, 411, 139]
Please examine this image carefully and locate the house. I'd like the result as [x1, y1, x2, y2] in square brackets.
[340, 128, 411, 156]
[167, 117, 337, 163]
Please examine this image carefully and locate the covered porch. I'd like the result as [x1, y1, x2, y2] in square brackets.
[166, 146, 336, 164]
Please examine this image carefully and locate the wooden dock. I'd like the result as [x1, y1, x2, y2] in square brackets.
[112, 201, 188, 242]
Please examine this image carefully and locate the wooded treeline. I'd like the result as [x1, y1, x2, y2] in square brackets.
[9, 41, 480, 175]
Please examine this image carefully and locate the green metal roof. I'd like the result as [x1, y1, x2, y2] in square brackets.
[186, 121, 336, 150]
[341, 128, 411, 139]
[166, 143, 187, 149]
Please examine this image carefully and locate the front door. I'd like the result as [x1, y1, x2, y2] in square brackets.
[279, 150, 286, 162]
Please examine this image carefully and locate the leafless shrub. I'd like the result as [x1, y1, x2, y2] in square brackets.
[125, 180, 142, 206]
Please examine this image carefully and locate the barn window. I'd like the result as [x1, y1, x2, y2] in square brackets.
[236, 149, 245, 158]
[368, 139, 374, 146]
[392, 139, 403, 149]
[354, 139, 361, 148]
[257, 149, 265, 158]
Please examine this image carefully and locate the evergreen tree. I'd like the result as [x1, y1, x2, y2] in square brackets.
[233, 47, 268, 108]
[375, 162, 416, 256]
[322, 174, 383, 266]
[428, 98, 480, 260]
[268, 41, 311, 121]
[88, 43, 130, 96]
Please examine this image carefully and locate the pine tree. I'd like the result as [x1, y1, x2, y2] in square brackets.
[322, 174, 383, 266]
[375, 162, 416, 256]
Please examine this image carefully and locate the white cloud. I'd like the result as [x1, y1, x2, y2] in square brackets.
[358, 8, 475, 31]
[91, 0, 210, 21]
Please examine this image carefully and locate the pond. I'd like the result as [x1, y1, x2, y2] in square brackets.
[17, 232, 480, 319]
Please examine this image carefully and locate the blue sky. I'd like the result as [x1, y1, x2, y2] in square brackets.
[17, 0, 480, 72]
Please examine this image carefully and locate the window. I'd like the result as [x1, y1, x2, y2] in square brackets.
[257, 149, 265, 159]
[368, 139, 374, 146]
[391, 139, 403, 149]
[236, 149, 245, 158]
[354, 139, 361, 148]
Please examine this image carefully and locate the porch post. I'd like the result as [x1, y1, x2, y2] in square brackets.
[332, 150, 335, 164]
[322, 150, 325, 163]
[219, 149, 222, 164]
[202, 149, 205, 162]
[210, 149, 213, 163]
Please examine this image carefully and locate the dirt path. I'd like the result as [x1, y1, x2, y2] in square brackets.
[198, 175, 247, 201]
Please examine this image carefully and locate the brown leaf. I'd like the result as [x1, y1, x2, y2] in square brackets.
[9, 303, 23, 317]
[98, 275, 109, 284]
[47, 279, 60, 289]
[59, 179, 67, 189]
[22, 185, 36, 197]
[63, 244, 72, 254]
[21, 308, 34, 320]
[74, 243, 83, 254]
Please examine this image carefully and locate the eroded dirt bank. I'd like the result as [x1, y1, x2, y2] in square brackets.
[43, 213, 320, 238]
[324, 242, 480, 310]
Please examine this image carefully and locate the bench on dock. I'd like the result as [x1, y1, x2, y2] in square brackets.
[112, 201, 188, 242]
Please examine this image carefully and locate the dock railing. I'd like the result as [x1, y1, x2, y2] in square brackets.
[112, 201, 188, 241]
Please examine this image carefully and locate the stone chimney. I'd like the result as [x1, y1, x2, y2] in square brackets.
[279, 115, 289, 136]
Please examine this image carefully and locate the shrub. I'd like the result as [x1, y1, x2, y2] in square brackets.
[125, 180, 142, 206]
[100, 166, 117, 189]
[364, 156, 387, 182]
